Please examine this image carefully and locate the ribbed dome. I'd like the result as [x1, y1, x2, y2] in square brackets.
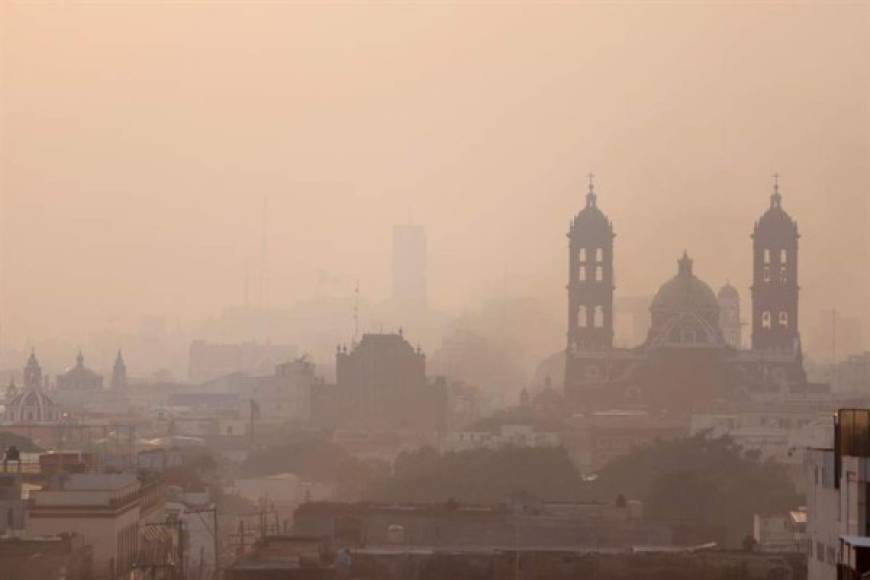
[3, 387, 60, 424]
[651, 253, 719, 315]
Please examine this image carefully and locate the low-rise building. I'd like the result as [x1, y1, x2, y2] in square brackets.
[805, 408, 870, 579]
[752, 510, 806, 553]
[0, 532, 93, 580]
[444, 424, 560, 452]
[0, 471, 26, 533]
[27, 473, 167, 579]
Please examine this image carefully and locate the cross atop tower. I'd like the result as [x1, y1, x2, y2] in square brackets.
[585, 172, 597, 208]
[771, 172, 782, 208]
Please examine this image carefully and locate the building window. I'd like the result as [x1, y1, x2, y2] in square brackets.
[595, 265, 603, 282]
[779, 312, 788, 327]
[595, 248, 603, 262]
[780, 266, 788, 284]
[681, 329, 697, 344]
[763, 267, 771, 282]
[579, 266, 586, 281]
[579, 248, 587, 262]
[578, 306, 588, 328]
[764, 249, 771, 264]
[762, 311, 772, 329]
[594, 306, 604, 328]
[780, 249, 788, 263]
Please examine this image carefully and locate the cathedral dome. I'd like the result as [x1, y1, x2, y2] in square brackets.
[646, 253, 724, 349]
[57, 352, 103, 391]
[651, 253, 719, 316]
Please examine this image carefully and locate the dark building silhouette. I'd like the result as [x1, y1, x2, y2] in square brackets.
[23, 351, 42, 390]
[564, 179, 818, 414]
[565, 177, 615, 356]
[751, 178, 800, 353]
[312, 332, 446, 435]
[111, 350, 127, 389]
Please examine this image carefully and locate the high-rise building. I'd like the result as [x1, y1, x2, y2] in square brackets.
[392, 224, 427, 310]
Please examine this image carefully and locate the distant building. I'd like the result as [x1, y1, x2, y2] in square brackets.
[392, 224, 427, 311]
[752, 510, 806, 553]
[833, 352, 870, 395]
[718, 283, 742, 349]
[691, 404, 833, 491]
[2, 352, 62, 425]
[188, 340, 297, 383]
[225, 535, 330, 580]
[564, 179, 818, 414]
[807, 310, 863, 364]
[111, 350, 127, 389]
[312, 332, 446, 436]
[56, 352, 103, 391]
[563, 410, 686, 473]
[444, 424, 560, 452]
[292, 498, 669, 550]
[185, 356, 315, 423]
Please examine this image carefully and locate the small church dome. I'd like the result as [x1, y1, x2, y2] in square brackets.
[4, 388, 61, 424]
[717, 282, 739, 301]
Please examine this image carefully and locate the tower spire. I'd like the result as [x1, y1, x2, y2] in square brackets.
[586, 172, 597, 208]
[678, 250, 693, 276]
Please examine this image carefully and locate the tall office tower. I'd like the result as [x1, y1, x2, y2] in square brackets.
[392, 224, 428, 311]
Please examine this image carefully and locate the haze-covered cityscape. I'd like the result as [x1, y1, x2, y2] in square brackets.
[1, 2, 869, 580]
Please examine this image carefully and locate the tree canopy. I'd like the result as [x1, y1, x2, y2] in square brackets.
[586, 433, 803, 547]
[365, 445, 582, 503]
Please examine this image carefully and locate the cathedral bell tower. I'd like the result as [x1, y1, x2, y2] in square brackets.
[23, 350, 43, 390]
[751, 175, 800, 353]
[566, 175, 615, 356]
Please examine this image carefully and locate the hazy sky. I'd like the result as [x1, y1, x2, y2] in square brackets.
[1, 2, 868, 349]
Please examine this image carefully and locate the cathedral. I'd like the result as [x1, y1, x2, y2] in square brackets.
[563, 178, 823, 414]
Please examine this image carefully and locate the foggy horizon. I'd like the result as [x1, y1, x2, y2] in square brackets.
[1, 2, 868, 364]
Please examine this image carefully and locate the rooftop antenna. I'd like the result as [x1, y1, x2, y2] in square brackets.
[353, 280, 360, 345]
[586, 172, 597, 207]
[259, 196, 269, 308]
[244, 259, 251, 309]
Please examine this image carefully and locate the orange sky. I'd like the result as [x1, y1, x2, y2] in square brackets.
[1, 2, 868, 352]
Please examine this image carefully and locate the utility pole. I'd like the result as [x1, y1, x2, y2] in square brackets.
[214, 507, 220, 580]
[353, 280, 360, 346]
[187, 505, 220, 580]
[177, 516, 185, 580]
[832, 309, 838, 387]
